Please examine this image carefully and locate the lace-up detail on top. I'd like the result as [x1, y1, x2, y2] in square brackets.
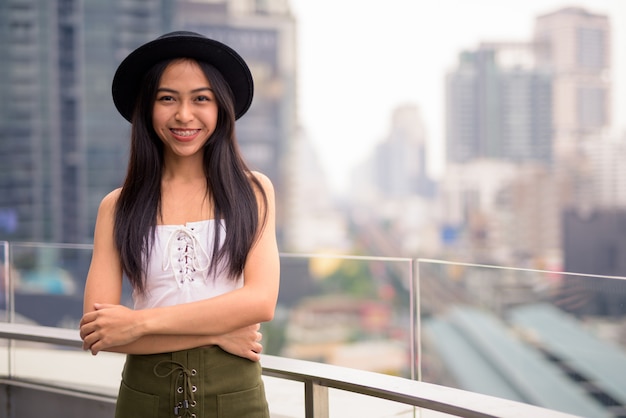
[163, 226, 210, 286]
[133, 220, 243, 310]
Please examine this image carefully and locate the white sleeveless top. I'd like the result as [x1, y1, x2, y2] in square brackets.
[132, 219, 243, 310]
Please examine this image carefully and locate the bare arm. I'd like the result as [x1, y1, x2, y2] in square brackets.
[80, 174, 279, 356]
[98, 323, 264, 360]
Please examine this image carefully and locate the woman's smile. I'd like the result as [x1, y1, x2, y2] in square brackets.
[170, 128, 202, 142]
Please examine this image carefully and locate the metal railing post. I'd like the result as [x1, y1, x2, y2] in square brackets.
[304, 380, 329, 418]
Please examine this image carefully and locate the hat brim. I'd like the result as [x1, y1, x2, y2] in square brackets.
[112, 32, 254, 121]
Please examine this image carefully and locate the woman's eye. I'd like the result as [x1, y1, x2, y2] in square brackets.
[157, 95, 174, 102]
[196, 95, 212, 102]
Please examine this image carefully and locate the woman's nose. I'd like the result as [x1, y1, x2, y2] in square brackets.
[175, 102, 193, 123]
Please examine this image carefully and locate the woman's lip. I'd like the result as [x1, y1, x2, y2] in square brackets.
[170, 128, 201, 141]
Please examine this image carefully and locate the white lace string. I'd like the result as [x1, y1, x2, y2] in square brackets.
[162, 226, 211, 286]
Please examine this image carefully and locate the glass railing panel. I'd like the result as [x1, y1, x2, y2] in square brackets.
[417, 259, 626, 418]
[0, 242, 9, 377]
[4, 241, 129, 391]
[8, 242, 95, 329]
[267, 254, 416, 380]
[2, 245, 417, 398]
[1, 241, 7, 315]
[0, 241, 10, 377]
[5, 244, 417, 380]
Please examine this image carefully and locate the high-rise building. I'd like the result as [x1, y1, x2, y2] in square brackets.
[445, 42, 552, 164]
[534, 7, 611, 152]
[0, 0, 172, 243]
[587, 138, 626, 209]
[534, 7, 612, 210]
[372, 105, 434, 199]
[0, 0, 80, 242]
[0, 0, 295, 245]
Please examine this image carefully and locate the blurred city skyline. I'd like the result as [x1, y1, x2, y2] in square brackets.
[1, 0, 622, 271]
[290, 0, 626, 193]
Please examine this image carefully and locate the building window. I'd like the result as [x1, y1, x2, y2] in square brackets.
[577, 86, 606, 130]
[577, 28, 605, 70]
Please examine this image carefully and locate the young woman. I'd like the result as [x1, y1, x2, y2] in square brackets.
[79, 31, 279, 417]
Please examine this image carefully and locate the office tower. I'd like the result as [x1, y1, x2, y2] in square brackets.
[587, 139, 626, 209]
[534, 7, 612, 211]
[534, 7, 611, 152]
[0, 0, 88, 243]
[373, 105, 434, 199]
[445, 42, 552, 164]
[444, 42, 558, 265]
[0, 0, 171, 243]
[442, 12, 562, 266]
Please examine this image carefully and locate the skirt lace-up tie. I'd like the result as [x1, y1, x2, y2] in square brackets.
[154, 360, 198, 417]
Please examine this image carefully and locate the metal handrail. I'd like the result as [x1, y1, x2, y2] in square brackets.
[0, 322, 581, 418]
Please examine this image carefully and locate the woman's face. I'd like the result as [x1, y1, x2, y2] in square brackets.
[152, 59, 219, 159]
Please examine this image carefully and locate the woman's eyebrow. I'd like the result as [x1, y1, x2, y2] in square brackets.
[156, 87, 213, 93]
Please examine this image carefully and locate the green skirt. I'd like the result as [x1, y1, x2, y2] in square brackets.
[115, 346, 269, 418]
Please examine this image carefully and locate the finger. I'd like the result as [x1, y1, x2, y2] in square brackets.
[79, 321, 97, 340]
[82, 335, 96, 352]
[81, 332, 98, 351]
[79, 324, 90, 340]
[89, 342, 101, 356]
[79, 312, 96, 327]
[247, 350, 260, 362]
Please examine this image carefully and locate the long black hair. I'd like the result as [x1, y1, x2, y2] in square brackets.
[114, 58, 267, 293]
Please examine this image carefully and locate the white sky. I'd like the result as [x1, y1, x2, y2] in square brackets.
[289, 0, 626, 193]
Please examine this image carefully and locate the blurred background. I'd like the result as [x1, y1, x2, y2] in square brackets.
[2, 1, 626, 416]
[1, 0, 625, 273]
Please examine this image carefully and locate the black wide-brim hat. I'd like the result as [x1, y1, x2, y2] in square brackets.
[112, 31, 254, 122]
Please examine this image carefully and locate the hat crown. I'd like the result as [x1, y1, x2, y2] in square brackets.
[157, 31, 205, 40]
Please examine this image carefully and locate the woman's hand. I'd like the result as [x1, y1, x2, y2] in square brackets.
[213, 323, 264, 362]
[80, 303, 264, 360]
[80, 303, 144, 355]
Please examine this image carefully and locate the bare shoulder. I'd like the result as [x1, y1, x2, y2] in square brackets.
[249, 171, 275, 195]
[98, 188, 122, 217]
